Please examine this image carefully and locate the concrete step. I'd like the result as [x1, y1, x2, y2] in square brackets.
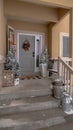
[0, 96, 59, 115]
[38, 122, 73, 130]
[0, 108, 66, 130]
[38, 114, 73, 130]
[0, 88, 52, 101]
[0, 79, 52, 101]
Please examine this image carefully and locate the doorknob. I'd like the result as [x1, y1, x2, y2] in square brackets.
[32, 52, 35, 57]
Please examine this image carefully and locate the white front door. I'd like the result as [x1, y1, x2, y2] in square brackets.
[60, 32, 71, 63]
[19, 34, 35, 75]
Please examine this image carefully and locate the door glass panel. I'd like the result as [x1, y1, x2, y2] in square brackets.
[63, 36, 69, 57]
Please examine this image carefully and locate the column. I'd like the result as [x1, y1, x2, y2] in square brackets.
[0, 0, 6, 88]
[69, 8, 73, 87]
[0, 0, 6, 56]
[69, 8, 73, 66]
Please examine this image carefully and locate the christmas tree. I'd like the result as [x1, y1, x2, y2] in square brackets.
[4, 47, 20, 78]
[40, 48, 49, 65]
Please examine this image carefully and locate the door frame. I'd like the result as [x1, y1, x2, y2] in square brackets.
[16, 30, 44, 72]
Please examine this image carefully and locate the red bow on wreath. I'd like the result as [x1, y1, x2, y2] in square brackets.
[23, 40, 30, 51]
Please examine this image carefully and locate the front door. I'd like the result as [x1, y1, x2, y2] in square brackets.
[19, 34, 35, 75]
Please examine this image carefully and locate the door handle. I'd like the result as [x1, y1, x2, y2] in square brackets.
[32, 52, 35, 57]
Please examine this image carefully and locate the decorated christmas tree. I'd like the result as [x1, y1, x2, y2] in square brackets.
[4, 47, 20, 78]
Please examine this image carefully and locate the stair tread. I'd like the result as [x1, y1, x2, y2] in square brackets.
[0, 79, 52, 101]
[0, 89, 52, 101]
[0, 96, 60, 115]
[0, 108, 66, 128]
[0, 96, 58, 106]
[0, 79, 52, 94]
[0, 108, 65, 121]
[38, 119, 73, 130]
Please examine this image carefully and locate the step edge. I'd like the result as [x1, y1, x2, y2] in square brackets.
[0, 116, 66, 129]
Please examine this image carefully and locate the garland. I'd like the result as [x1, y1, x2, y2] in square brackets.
[23, 40, 30, 51]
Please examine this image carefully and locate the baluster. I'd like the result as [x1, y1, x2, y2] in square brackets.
[70, 75, 73, 98]
[61, 63, 63, 79]
[58, 57, 60, 78]
[66, 70, 68, 93]
[63, 66, 65, 85]
[64, 67, 67, 91]
[69, 73, 71, 95]
[60, 61, 62, 77]
[62, 64, 65, 82]
[67, 70, 70, 94]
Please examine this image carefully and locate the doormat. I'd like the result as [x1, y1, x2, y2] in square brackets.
[19, 75, 41, 80]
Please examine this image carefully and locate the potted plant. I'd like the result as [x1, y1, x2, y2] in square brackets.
[39, 49, 49, 77]
[4, 47, 20, 85]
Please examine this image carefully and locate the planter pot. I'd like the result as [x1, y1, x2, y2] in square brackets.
[53, 85, 64, 99]
[39, 63, 47, 77]
[52, 78, 64, 99]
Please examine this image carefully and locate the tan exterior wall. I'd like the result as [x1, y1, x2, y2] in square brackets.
[0, 0, 6, 56]
[51, 14, 69, 58]
[7, 20, 49, 47]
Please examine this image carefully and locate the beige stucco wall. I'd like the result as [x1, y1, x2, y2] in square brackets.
[7, 20, 49, 47]
[51, 14, 69, 58]
[0, 0, 6, 57]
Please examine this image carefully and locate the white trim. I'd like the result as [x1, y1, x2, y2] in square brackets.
[15, 30, 44, 72]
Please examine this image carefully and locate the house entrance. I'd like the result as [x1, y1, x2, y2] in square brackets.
[17, 32, 43, 76]
[19, 34, 35, 75]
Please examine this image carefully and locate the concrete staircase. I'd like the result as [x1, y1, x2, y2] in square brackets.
[0, 78, 68, 130]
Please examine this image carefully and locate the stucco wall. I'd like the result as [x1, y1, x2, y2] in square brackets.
[0, 0, 6, 57]
[7, 20, 49, 47]
[52, 14, 69, 58]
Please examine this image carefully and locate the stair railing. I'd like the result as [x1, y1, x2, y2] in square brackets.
[58, 57, 73, 97]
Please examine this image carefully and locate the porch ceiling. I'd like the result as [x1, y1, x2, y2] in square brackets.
[4, 0, 70, 24]
[4, 0, 58, 24]
[18, 0, 73, 8]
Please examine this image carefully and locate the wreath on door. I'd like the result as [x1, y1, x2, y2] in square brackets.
[23, 40, 30, 51]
